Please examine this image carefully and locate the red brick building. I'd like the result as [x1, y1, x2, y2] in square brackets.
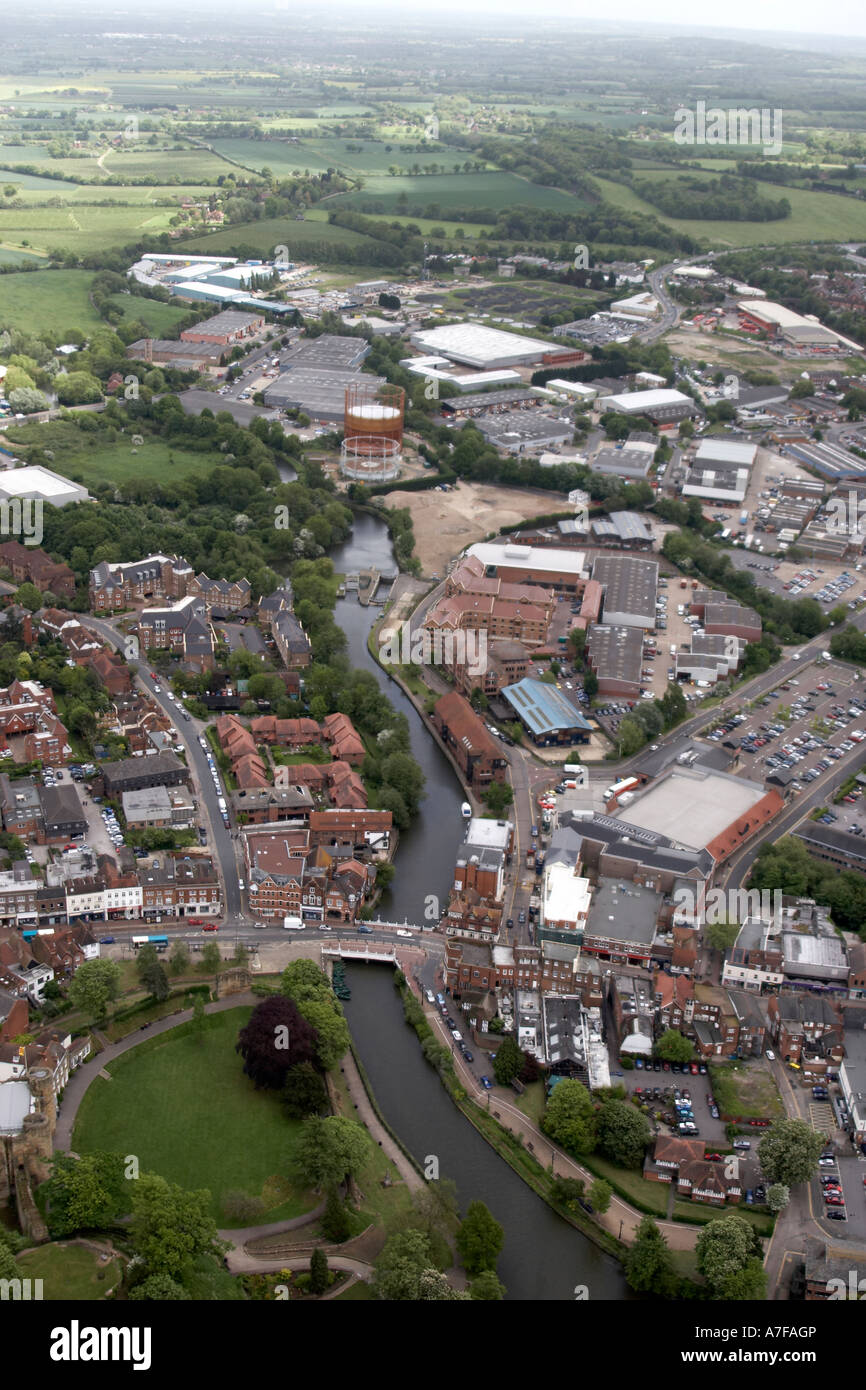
[432, 691, 507, 789]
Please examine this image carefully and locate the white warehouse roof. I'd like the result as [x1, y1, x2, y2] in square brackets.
[410, 323, 554, 368]
[600, 388, 691, 412]
[466, 541, 587, 576]
[695, 439, 758, 467]
[0, 465, 91, 507]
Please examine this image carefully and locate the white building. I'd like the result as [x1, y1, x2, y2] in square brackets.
[409, 323, 555, 369]
[0, 465, 91, 509]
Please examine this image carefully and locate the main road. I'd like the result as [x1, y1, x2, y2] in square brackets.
[78, 613, 245, 930]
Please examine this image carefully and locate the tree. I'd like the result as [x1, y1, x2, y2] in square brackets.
[190, 993, 207, 1043]
[309, 1245, 330, 1295]
[55, 371, 103, 405]
[456, 1200, 504, 1276]
[766, 1183, 790, 1214]
[492, 1035, 523, 1086]
[282, 1061, 329, 1119]
[293, 997, 350, 1072]
[469, 1270, 506, 1300]
[624, 1215, 676, 1296]
[67, 958, 121, 1025]
[596, 1099, 651, 1169]
[15, 582, 44, 612]
[483, 780, 514, 817]
[236, 996, 319, 1089]
[201, 940, 221, 973]
[43, 1152, 127, 1237]
[372, 1229, 467, 1300]
[130, 1173, 220, 1278]
[542, 1078, 598, 1155]
[295, 1115, 372, 1190]
[758, 1119, 824, 1187]
[589, 1178, 612, 1214]
[135, 943, 159, 976]
[719, 1257, 767, 1300]
[169, 939, 190, 976]
[321, 1186, 352, 1242]
[129, 1273, 191, 1301]
[654, 1029, 695, 1063]
[141, 961, 169, 1002]
[704, 920, 740, 954]
[696, 1214, 755, 1293]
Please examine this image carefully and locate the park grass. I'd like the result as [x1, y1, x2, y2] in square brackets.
[4, 424, 226, 488]
[72, 1007, 318, 1226]
[672, 1200, 774, 1236]
[708, 1061, 786, 1121]
[0, 269, 105, 334]
[18, 1242, 123, 1300]
[593, 174, 866, 246]
[329, 1064, 415, 1237]
[333, 1278, 373, 1299]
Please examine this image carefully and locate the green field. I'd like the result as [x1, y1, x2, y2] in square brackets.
[0, 244, 46, 265]
[211, 136, 478, 179]
[333, 170, 586, 214]
[0, 202, 181, 255]
[98, 146, 236, 182]
[72, 1008, 317, 1225]
[594, 174, 866, 246]
[6, 424, 227, 489]
[180, 214, 380, 259]
[0, 269, 106, 334]
[106, 293, 190, 336]
[18, 1242, 123, 1300]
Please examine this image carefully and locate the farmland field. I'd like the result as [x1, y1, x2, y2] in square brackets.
[0, 202, 181, 255]
[210, 135, 480, 178]
[98, 146, 235, 182]
[105, 294, 190, 336]
[594, 174, 866, 246]
[333, 171, 587, 214]
[180, 214, 381, 259]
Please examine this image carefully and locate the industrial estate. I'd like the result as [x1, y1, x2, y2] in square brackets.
[2, 1, 866, 1329]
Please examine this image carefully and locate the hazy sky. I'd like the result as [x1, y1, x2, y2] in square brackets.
[292, 0, 866, 41]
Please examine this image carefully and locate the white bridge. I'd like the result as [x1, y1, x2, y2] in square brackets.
[321, 942, 398, 963]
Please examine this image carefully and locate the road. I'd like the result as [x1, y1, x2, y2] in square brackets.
[78, 613, 245, 932]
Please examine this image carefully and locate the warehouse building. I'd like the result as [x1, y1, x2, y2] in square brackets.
[694, 439, 758, 471]
[589, 512, 654, 549]
[410, 323, 562, 369]
[181, 310, 265, 345]
[591, 446, 654, 481]
[0, 465, 90, 510]
[265, 368, 386, 423]
[610, 292, 659, 319]
[585, 624, 644, 697]
[465, 542, 587, 594]
[682, 467, 749, 503]
[676, 634, 743, 685]
[500, 678, 593, 746]
[612, 766, 783, 862]
[280, 334, 370, 372]
[592, 554, 659, 629]
[440, 388, 541, 418]
[477, 413, 573, 455]
[597, 388, 701, 424]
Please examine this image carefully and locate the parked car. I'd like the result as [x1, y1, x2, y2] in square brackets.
[480, 1076, 493, 1090]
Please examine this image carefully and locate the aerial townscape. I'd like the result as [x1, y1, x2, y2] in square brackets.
[4, 0, 866, 1341]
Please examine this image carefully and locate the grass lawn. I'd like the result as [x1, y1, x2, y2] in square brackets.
[0, 269, 105, 335]
[514, 1081, 546, 1128]
[672, 1200, 774, 1236]
[582, 1153, 670, 1217]
[708, 1061, 785, 1121]
[4, 423, 226, 488]
[72, 1007, 318, 1226]
[333, 1278, 373, 1299]
[18, 1242, 122, 1300]
[328, 1065, 416, 1238]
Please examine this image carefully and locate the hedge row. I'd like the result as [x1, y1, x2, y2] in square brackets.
[110, 982, 212, 1024]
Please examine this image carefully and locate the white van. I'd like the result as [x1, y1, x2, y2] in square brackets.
[283, 916, 305, 931]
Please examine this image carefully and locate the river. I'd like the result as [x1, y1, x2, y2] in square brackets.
[343, 962, 630, 1301]
[328, 509, 629, 1301]
[328, 511, 467, 924]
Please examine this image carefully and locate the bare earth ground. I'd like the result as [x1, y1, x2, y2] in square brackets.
[383, 480, 566, 576]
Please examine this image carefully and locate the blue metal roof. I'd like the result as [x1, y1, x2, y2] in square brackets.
[501, 678, 593, 736]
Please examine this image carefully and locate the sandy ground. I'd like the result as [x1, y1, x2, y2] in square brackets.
[382, 480, 568, 576]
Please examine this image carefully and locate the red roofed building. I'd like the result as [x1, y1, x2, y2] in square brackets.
[432, 691, 507, 789]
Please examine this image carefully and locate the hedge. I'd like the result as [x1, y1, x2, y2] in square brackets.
[110, 983, 211, 1024]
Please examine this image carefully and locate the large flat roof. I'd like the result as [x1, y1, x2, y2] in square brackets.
[614, 767, 768, 850]
[695, 439, 758, 467]
[501, 678, 593, 736]
[410, 323, 554, 367]
[0, 465, 90, 505]
[599, 388, 691, 411]
[466, 542, 587, 576]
